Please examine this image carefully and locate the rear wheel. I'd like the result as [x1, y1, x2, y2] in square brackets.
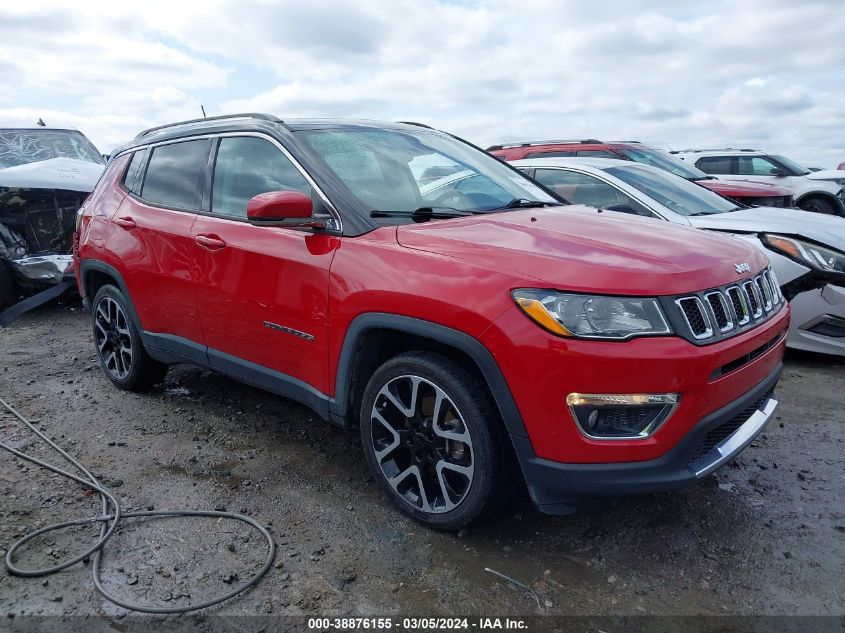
[798, 196, 836, 215]
[360, 352, 513, 530]
[91, 284, 168, 390]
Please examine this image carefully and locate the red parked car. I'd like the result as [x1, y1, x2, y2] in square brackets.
[488, 140, 795, 208]
[75, 115, 788, 529]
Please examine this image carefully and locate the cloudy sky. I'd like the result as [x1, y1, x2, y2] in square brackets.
[2, 0, 843, 166]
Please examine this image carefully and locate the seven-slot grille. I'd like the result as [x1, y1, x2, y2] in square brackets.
[672, 267, 783, 343]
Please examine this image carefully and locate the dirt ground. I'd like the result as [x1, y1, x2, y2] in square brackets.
[1, 298, 843, 628]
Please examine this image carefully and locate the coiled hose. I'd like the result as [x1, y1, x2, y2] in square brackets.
[0, 396, 276, 614]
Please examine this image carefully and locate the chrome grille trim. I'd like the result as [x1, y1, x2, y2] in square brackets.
[756, 275, 773, 312]
[667, 266, 784, 344]
[704, 291, 733, 332]
[743, 280, 763, 318]
[726, 285, 750, 326]
[675, 297, 713, 340]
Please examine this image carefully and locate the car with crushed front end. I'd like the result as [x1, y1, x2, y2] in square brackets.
[0, 124, 105, 312]
[511, 157, 845, 356]
[74, 114, 788, 529]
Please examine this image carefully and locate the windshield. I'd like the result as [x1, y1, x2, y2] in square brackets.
[297, 127, 557, 220]
[0, 129, 104, 169]
[606, 165, 740, 216]
[771, 154, 811, 176]
[616, 147, 708, 181]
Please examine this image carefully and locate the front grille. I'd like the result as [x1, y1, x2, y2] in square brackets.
[668, 266, 784, 344]
[678, 297, 710, 337]
[687, 392, 771, 464]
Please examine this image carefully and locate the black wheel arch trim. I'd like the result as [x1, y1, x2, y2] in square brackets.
[795, 191, 845, 214]
[329, 312, 529, 439]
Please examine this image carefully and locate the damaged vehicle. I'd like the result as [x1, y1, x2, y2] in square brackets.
[0, 126, 105, 315]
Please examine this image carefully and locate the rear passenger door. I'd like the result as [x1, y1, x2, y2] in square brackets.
[110, 139, 210, 355]
[190, 134, 339, 395]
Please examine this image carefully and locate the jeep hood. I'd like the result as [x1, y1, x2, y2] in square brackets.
[397, 206, 768, 295]
[0, 157, 103, 192]
[689, 207, 845, 248]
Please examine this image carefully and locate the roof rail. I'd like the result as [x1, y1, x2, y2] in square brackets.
[486, 139, 603, 151]
[396, 121, 434, 129]
[669, 148, 760, 154]
[135, 113, 285, 139]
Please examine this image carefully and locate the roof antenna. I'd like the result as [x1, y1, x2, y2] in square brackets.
[200, 105, 207, 118]
[36, 118, 46, 127]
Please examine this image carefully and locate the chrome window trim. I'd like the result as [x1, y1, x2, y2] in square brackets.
[115, 131, 343, 232]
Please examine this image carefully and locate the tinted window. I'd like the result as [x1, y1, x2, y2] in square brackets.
[526, 150, 577, 158]
[577, 150, 617, 157]
[141, 140, 210, 209]
[211, 137, 312, 219]
[534, 168, 647, 214]
[696, 156, 733, 174]
[122, 150, 146, 194]
[738, 156, 780, 176]
[606, 165, 739, 216]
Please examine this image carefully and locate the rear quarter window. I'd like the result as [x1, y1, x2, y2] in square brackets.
[121, 150, 146, 194]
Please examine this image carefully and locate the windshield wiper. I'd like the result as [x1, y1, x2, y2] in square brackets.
[370, 206, 477, 220]
[688, 211, 720, 216]
[489, 198, 563, 211]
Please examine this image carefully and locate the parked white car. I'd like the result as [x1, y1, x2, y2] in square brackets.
[504, 157, 845, 356]
[670, 149, 845, 216]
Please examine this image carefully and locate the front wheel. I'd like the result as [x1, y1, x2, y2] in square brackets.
[798, 196, 837, 215]
[91, 284, 168, 390]
[360, 352, 513, 530]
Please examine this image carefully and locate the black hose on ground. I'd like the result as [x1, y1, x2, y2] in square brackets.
[0, 395, 276, 614]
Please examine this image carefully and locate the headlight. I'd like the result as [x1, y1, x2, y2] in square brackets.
[761, 234, 845, 273]
[512, 290, 672, 340]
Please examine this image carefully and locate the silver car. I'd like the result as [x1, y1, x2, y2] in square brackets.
[501, 157, 844, 355]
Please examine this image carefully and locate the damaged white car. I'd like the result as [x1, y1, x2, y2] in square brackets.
[0, 125, 105, 318]
[511, 157, 845, 356]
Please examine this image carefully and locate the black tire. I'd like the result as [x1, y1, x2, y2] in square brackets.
[798, 196, 836, 215]
[360, 351, 515, 530]
[0, 261, 14, 310]
[91, 284, 168, 390]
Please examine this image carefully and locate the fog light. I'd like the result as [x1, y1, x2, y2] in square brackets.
[565, 393, 679, 440]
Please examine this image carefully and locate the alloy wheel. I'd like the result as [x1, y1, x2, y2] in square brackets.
[94, 296, 133, 380]
[370, 375, 474, 513]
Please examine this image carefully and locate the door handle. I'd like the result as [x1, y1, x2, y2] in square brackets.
[195, 234, 227, 250]
[114, 216, 136, 230]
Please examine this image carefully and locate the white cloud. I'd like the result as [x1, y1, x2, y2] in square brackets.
[1, 0, 843, 166]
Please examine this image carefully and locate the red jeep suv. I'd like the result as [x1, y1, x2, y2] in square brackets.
[75, 115, 788, 529]
[489, 140, 795, 208]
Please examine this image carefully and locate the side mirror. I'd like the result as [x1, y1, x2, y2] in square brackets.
[769, 168, 789, 177]
[246, 191, 324, 228]
[602, 202, 649, 216]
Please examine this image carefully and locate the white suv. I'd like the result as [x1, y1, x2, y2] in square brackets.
[672, 149, 845, 216]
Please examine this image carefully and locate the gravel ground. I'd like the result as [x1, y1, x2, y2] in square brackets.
[0, 299, 843, 627]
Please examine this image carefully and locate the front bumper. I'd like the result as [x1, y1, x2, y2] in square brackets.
[513, 363, 781, 514]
